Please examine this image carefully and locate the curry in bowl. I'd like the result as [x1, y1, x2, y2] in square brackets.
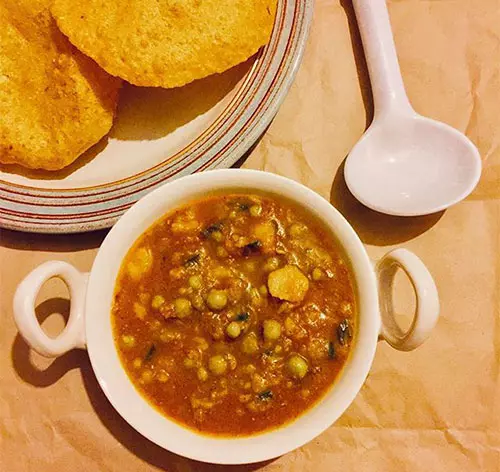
[112, 193, 355, 436]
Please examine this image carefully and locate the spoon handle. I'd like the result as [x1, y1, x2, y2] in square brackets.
[352, 0, 413, 117]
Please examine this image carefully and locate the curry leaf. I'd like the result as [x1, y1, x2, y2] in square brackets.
[257, 390, 273, 401]
[144, 344, 156, 362]
[236, 202, 250, 211]
[242, 240, 262, 256]
[235, 312, 249, 322]
[337, 319, 352, 346]
[184, 253, 200, 267]
[201, 222, 223, 239]
[328, 341, 335, 359]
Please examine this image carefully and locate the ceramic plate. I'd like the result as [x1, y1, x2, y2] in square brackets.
[0, 0, 312, 234]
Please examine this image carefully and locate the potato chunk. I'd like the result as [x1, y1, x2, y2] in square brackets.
[268, 265, 309, 302]
[127, 247, 153, 281]
[241, 332, 259, 355]
[251, 221, 276, 253]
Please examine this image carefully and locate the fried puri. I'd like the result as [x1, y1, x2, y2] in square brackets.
[0, 0, 121, 170]
[51, 0, 277, 88]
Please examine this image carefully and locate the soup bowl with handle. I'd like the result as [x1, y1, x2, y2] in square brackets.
[13, 169, 439, 464]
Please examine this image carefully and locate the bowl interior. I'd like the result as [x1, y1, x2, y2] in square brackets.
[85, 169, 380, 464]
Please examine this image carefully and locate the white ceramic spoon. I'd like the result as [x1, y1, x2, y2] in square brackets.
[344, 0, 482, 216]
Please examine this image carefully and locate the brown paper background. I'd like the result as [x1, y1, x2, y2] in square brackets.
[1, 0, 499, 470]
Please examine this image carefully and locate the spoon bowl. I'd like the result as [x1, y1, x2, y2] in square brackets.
[345, 112, 482, 216]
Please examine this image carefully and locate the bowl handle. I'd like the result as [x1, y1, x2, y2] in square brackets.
[376, 249, 439, 351]
[13, 261, 88, 358]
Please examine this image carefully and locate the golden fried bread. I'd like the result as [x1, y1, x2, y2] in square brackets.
[51, 0, 277, 88]
[0, 0, 121, 170]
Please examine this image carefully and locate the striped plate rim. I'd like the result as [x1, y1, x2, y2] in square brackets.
[0, 0, 313, 233]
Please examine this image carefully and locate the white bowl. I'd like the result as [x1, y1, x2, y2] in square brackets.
[13, 169, 439, 464]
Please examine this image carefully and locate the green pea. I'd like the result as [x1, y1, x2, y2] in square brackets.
[151, 295, 165, 309]
[208, 355, 228, 375]
[287, 355, 309, 379]
[121, 335, 136, 347]
[173, 298, 192, 317]
[157, 372, 169, 383]
[312, 267, 323, 281]
[211, 231, 224, 242]
[140, 370, 153, 383]
[226, 321, 242, 339]
[263, 320, 281, 341]
[206, 289, 228, 311]
[188, 275, 203, 290]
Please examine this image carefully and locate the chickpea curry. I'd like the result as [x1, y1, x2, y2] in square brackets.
[112, 193, 356, 436]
